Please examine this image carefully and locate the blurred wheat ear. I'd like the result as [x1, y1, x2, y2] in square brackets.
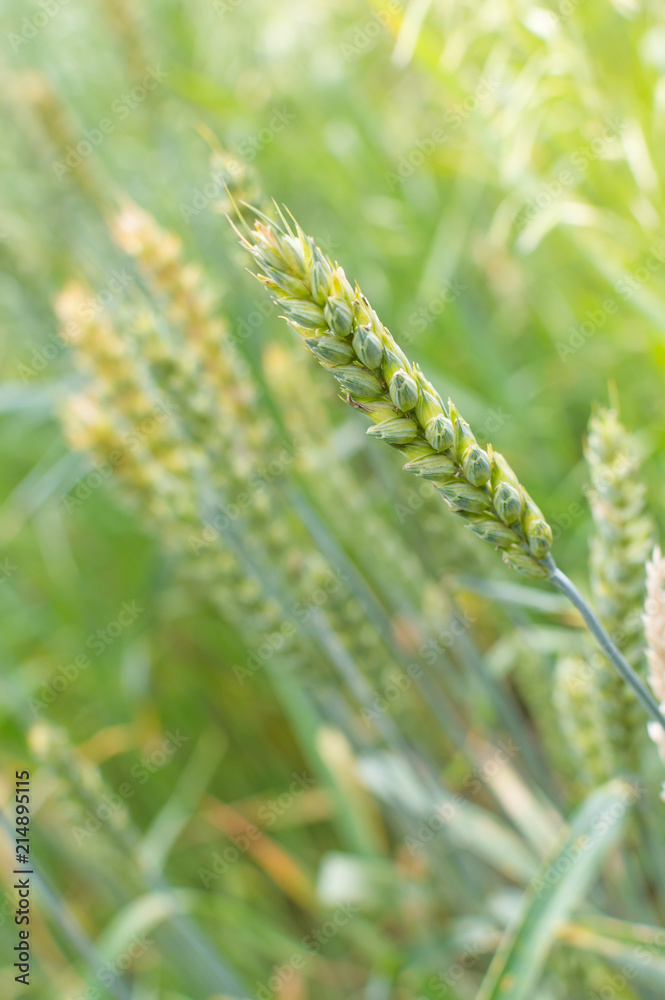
[554, 407, 655, 781]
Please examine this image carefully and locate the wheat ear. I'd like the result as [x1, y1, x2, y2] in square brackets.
[236, 205, 665, 738]
[237, 207, 552, 579]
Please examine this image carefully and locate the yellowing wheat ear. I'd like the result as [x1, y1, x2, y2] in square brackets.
[238, 207, 552, 578]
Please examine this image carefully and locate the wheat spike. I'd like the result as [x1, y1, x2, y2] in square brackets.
[238, 208, 552, 578]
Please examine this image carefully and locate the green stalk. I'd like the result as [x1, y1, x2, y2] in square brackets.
[544, 555, 665, 735]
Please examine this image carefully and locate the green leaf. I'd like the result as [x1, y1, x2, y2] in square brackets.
[476, 778, 638, 1000]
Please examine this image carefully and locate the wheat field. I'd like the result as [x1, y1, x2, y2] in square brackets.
[2, 1, 665, 998]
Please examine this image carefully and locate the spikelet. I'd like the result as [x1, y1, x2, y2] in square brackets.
[583, 408, 654, 772]
[643, 547, 665, 800]
[238, 208, 553, 578]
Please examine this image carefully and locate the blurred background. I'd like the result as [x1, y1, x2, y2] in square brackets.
[2, 0, 665, 998]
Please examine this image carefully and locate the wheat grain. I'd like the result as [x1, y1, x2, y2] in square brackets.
[237, 208, 552, 578]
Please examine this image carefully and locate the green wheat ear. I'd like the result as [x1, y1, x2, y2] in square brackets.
[236, 206, 552, 578]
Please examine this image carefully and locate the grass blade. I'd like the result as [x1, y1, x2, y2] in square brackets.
[476, 778, 638, 1000]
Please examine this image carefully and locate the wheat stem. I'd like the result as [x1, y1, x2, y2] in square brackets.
[544, 556, 665, 735]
